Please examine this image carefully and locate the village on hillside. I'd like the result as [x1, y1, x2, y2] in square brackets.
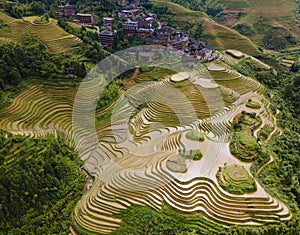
[56, 0, 215, 62]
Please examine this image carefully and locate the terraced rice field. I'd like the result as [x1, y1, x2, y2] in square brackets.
[0, 12, 81, 53]
[0, 85, 75, 138]
[70, 51, 289, 233]
[0, 50, 291, 234]
[0, 11, 15, 23]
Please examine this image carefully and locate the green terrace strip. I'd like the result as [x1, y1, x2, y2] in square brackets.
[246, 99, 262, 109]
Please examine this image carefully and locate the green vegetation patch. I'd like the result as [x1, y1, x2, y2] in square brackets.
[232, 23, 255, 36]
[179, 148, 203, 161]
[224, 0, 251, 9]
[0, 19, 11, 32]
[239, 113, 259, 126]
[238, 130, 259, 149]
[185, 130, 205, 141]
[246, 99, 261, 109]
[135, 67, 176, 82]
[217, 164, 257, 195]
[0, 131, 85, 234]
[32, 15, 49, 25]
[96, 81, 120, 111]
[258, 125, 273, 142]
[111, 204, 224, 234]
[230, 111, 262, 162]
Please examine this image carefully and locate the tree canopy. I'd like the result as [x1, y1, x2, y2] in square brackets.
[0, 131, 85, 234]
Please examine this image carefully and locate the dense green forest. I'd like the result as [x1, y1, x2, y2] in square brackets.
[0, 0, 119, 18]
[0, 131, 85, 234]
[111, 204, 224, 235]
[0, 33, 87, 88]
[0, 0, 119, 19]
[110, 204, 299, 235]
[96, 81, 120, 110]
[0, 34, 61, 88]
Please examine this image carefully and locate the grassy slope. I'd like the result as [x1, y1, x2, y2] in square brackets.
[220, 0, 300, 46]
[0, 12, 81, 54]
[223, 0, 251, 9]
[152, 0, 196, 13]
[152, 0, 260, 54]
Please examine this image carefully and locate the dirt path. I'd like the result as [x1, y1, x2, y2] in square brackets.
[130, 67, 140, 81]
[257, 109, 281, 176]
[257, 154, 274, 176]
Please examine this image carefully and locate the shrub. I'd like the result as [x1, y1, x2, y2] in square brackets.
[185, 130, 205, 141]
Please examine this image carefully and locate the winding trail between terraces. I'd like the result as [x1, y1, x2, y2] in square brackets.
[257, 109, 281, 176]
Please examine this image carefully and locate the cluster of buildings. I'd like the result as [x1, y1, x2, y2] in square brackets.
[121, 1, 214, 61]
[56, 4, 75, 17]
[184, 40, 214, 62]
[56, 4, 94, 25]
[57, 0, 214, 62]
[145, 28, 190, 51]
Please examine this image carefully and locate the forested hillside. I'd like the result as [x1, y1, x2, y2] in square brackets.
[0, 131, 85, 234]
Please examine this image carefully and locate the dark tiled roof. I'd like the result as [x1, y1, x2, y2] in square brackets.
[100, 30, 114, 36]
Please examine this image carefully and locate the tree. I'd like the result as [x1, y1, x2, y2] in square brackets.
[152, 20, 159, 29]
[291, 61, 300, 73]
[72, 62, 87, 78]
[249, 112, 256, 118]
[193, 24, 203, 39]
[255, 70, 277, 88]
[9, 68, 21, 86]
[30, 2, 45, 16]
[0, 131, 84, 234]
[11, 5, 26, 18]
